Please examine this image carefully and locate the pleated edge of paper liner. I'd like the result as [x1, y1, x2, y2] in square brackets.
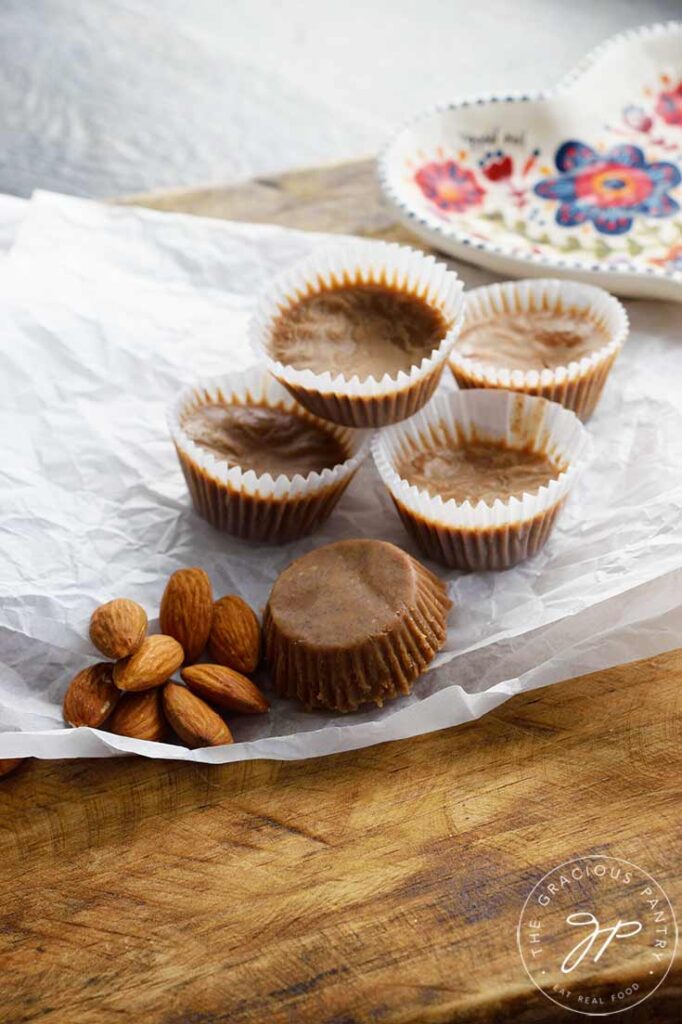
[449, 277, 628, 421]
[372, 387, 590, 569]
[249, 238, 465, 426]
[168, 367, 372, 540]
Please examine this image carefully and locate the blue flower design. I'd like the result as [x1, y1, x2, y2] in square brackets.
[534, 141, 681, 235]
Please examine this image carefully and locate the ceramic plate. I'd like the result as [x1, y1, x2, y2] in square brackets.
[379, 22, 682, 301]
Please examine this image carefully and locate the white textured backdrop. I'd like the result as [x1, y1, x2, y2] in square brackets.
[1, 0, 679, 197]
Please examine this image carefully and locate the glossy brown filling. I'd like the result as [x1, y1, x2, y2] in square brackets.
[456, 308, 609, 371]
[271, 282, 447, 381]
[181, 401, 347, 478]
[396, 436, 562, 504]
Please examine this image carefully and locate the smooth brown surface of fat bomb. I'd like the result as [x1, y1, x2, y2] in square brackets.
[457, 308, 609, 371]
[270, 283, 447, 381]
[396, 436, 562, 505]
[181, 401, 347, 478]
[264, 539, 451, 712]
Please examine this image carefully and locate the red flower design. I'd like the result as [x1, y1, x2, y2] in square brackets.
[414, 160, 485, 212]
[480, 151, 513, 182]
[656, 82, 682, 126]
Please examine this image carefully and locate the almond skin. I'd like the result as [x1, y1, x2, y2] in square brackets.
[159, 568, 213, 664]
[0, 759, 25, 778]
[63, 662, 120, 727]
[163, 683, 233, 748]
[181, 663, 269, 714]
[209, 596, 261, 674]
[113, 634, 184, 692]
[89, 598, 148, 660]
[108, 690, 166, 742]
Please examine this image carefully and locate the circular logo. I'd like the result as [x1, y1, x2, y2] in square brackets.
[517, 856, 677, 1016]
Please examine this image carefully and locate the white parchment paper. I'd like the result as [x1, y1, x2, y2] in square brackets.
[0, 191, 680, 762]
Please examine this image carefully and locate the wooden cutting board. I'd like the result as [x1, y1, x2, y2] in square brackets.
[1, 159, 680, 1024]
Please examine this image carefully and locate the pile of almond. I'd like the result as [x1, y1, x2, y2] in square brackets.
[63, 568, 269, 748]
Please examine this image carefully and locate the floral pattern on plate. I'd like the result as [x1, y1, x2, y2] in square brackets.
[533, 141, 680, 235]
[414, 160, 485, 213]
[380, 23, 682, 300]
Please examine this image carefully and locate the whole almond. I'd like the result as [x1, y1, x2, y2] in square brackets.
[113, 634, 184, 692]
[163, 683, 233, 748]
[90, 598, 147, 659]
[209, 596, 261, 674]
[108, 690, 166, 742]
[159, 568, 213, 664]
[0, 758, 25, 778]
[182, 663, 269, 714]
[63, 662, 120, 727]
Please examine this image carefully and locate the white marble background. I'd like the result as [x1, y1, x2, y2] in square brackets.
[1, 0, 679, 198]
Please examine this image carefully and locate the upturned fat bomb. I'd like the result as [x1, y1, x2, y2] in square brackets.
[263, 539, 451, 712]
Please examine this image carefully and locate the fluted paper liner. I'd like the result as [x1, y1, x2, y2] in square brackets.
[264, 544, 451, 712]
[250, 239, 464, 427]
[449, 278, 628, 421]
[373, 389, 590, 571]
[169, 367, 371, 543]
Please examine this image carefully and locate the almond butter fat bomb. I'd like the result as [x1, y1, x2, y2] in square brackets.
[395, 437, 563, 506]
[263, 539, 451, 712]
[270, 283, 447, 381]
[252, 241, 464, 428]
[171, 369, 371, 544]
[455, 308, 609, 372]
[181, 402, 348, 478]
[448, 279, 628, 421]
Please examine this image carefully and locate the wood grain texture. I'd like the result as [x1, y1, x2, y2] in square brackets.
[1, 162, 679, 1023]
[120, 158, 414, 241]
[2, 651, 680, 1023]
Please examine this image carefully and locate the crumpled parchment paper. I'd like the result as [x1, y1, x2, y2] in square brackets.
[0, 190, 680, 762]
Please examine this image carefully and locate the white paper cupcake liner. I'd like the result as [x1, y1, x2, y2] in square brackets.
[249, 239, 464, 427]
[449, 278, 628, 421]
[372, 388, 590, 571]
[169, 367, 372, 543]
